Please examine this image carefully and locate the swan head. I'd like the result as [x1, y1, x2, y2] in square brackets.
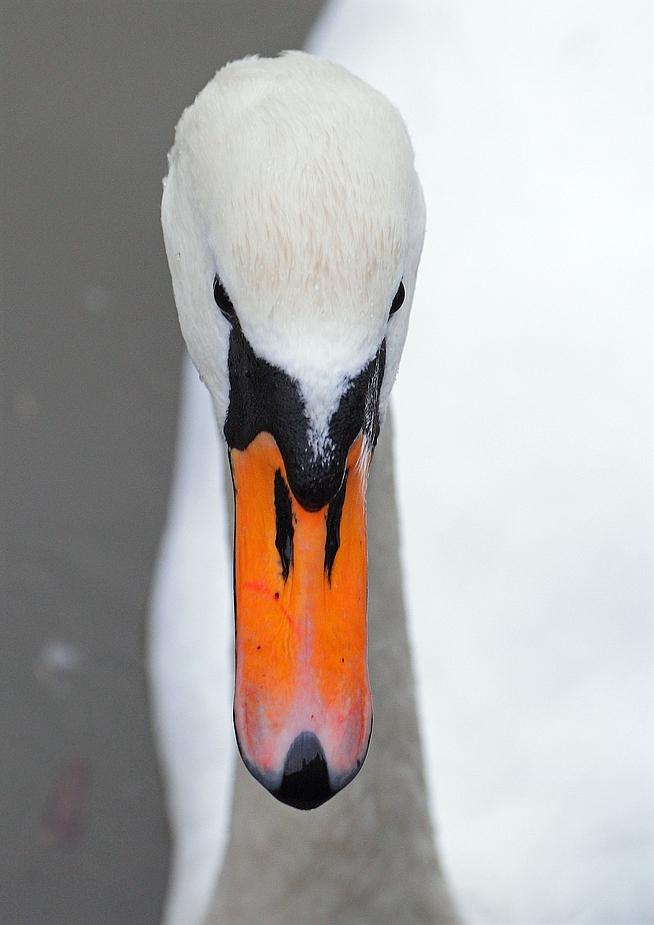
[162, 52, 425, 809]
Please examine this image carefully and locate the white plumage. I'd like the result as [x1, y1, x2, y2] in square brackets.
[161, 53, 424, 440]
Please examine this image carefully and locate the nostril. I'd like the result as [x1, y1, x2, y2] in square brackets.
[324, 469, 348, 580]
[274, 469, 294, 581]
[275, 732, 332, 810]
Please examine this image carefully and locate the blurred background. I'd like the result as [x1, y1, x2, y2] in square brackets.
[2, 2, 652, 924]
[1, 3, 325, 923]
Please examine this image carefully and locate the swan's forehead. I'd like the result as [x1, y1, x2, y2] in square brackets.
[175, 54, 416, 378]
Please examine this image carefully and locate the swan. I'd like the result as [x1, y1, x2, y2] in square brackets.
[149, 51, 460, 924]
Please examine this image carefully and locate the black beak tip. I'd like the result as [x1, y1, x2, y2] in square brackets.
[273, 732, 333, 811]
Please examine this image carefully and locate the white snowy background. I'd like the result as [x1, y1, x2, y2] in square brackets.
[308, 2, 652, 923]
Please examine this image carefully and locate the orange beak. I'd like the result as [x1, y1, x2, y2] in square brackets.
[229, 431, 372, 809]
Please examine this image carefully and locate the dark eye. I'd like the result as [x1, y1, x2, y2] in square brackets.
[389, 281, 405, 317]
[213, 275, 236, 320]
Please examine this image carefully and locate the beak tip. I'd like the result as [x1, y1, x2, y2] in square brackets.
[241, 729, 368, 811]
[274, 731, 332, 810]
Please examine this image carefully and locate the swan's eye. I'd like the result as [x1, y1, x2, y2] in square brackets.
[389, 281, 405, 317]
[213, 275, 236, 320]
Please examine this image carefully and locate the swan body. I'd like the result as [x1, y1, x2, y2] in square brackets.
[150, 51, 458, 922]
